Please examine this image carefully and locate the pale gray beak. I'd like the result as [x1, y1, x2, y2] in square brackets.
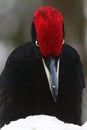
[43, 57, 60, 102]
[49, 58, 59, 102]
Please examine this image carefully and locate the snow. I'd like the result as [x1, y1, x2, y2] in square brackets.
[1, 115, 87, 130]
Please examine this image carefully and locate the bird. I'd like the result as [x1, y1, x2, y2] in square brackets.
[0, 6, 85, 128]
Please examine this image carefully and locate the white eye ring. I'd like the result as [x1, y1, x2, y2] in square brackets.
[35, 40, 39, 47]
[62, 39, 65, 45]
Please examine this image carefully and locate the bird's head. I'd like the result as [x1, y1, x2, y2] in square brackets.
[31, 6, 64, 58]
[31, 6, 64, 102]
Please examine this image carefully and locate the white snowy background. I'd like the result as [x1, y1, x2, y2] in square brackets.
[1, 115, 87, 130]
[0, 0, 87, 129]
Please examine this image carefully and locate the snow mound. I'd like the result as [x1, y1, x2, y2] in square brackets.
[1, 115, 87, 130]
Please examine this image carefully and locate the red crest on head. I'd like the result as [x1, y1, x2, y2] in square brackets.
[34, 6, 64, 57]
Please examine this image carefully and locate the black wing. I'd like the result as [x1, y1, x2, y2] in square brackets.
[57, 44, 85, 125]
[0, 42, 39, 127]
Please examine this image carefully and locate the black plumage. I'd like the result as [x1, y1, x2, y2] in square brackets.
[0, 41, 85, 127]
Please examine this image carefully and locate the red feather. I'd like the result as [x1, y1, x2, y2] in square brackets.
[34, 6, 64, 57]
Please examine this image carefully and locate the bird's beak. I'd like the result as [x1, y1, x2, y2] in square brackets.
[42, 57, 60, 102]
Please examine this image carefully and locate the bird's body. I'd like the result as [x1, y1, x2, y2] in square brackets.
[0, 41, 85, 126]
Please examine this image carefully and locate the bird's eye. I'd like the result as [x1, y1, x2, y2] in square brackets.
[62, 40, 65, 45]
[35, 40, 39, 47]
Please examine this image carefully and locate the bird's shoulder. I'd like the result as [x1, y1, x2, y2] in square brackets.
[5, 41, 40, 68]
[62, 43, 81, 64]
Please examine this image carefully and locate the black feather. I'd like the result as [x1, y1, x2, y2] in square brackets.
[0, 42, 85, 127]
